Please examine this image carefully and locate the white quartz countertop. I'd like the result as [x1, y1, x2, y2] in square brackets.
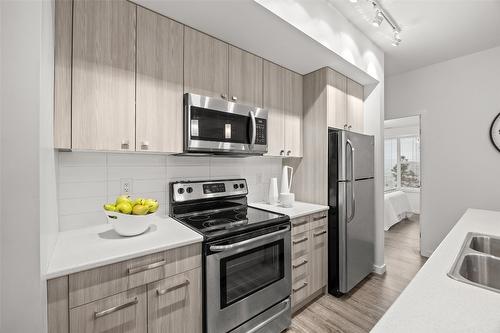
[249, 201, 329, 219]
[45, 216, 203, 280]
[371, 208, 500, 333]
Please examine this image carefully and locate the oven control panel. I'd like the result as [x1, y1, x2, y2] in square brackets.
[255, 118, 267, 145]
[171, 179, 248, 202]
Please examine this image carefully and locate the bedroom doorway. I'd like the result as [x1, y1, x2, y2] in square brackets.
[383, 115, 425, 276]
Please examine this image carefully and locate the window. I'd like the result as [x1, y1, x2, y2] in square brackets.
[384, 136, 420, 191]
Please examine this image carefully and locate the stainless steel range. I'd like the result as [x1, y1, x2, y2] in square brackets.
[170, 179, 291, 333]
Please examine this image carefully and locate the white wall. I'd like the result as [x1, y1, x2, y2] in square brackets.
[256, 0, 386, 272]
[57, 153, 283, 231]
[386, 46, 500, 256]
[0, 1, 48, 332]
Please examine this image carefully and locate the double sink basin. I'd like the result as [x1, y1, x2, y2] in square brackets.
[448, 232, 500, 293]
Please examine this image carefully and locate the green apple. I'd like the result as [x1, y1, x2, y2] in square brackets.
[103, 203, 118, 212]
[132, 204, 149, 215]
[116, 202, 133, 214]
[144, 199, 159, 213]
[115, 195, 132, 206]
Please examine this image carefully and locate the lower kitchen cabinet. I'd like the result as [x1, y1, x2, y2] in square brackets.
[290, 211, 328, 311]
[69, 286, 147, 333]
[147, 268, 202, 333]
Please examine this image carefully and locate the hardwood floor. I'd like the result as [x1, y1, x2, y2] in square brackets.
[287, 216, 427, 333]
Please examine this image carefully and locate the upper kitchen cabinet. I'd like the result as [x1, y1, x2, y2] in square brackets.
[136, 7, 183, 153]
[184, 27, 229, 99]
[71, 0, 136, 151]
[327, 69, 347, 130]
[263, 60, 285, 156]
[284, 70, 303, 158]
[347, 78, 364, 133]
[228, 46, 263, 107]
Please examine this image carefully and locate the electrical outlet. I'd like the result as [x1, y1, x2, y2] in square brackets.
[120, 178, 133, 194]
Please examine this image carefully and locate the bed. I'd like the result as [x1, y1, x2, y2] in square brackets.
[384, 190, 412, 231]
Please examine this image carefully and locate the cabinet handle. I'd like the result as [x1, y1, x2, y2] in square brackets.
[292, 259, 308, 269]
[344, 124, 348, 129]
[121, 140, 129, 149]
[141, 141, 149, 150]
[313, 215, 327, 221]
[127, 259, 166, 275]
[292, 281, 308, 293]
[292, 220, 308, 227]
[348, 125, 352, 130]
[231, 96, 237, 102]
[313, 230, 327, 237]
[221, 93, 227, 100]
[292, 236, 308, 245]
[280, 150, 285, 156]
[156, 279, 190, 296]
[94, 297, 138, 319]
[287, 150, 291, 156]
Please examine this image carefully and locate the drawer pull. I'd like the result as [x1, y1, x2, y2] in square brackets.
[292, 281, 308, 293]
[313, 215, 327, 221]
[128, 259, 166, 275]
[292, 220, 308, 227]
[292, 237, 308, 245]
[156, 280, 190, 296]
[94, 297, 138, 319]
[313, 230, 327, 237]
[292, 259, 308, 269]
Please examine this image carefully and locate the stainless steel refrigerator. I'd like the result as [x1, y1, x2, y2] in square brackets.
[328, 129, 375, 296]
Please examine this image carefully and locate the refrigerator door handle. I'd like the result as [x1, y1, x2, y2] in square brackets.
[346, 139, 356, 223]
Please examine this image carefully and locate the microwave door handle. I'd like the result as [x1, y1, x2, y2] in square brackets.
[210, 226, 290, 252]
[250, 111, 256, 146]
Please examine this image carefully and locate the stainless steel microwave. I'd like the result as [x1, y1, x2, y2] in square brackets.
[184, 93, 268, 155]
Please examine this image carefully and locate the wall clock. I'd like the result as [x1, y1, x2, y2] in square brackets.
[491, 112, 500, 152]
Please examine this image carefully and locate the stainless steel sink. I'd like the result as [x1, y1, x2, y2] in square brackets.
[448, 232, 500, 293]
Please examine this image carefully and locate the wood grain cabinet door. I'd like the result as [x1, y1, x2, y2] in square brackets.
[284, 70, 303, 157]
[184, 26, 228, 99]
[136, 7, 183, 153]
[263, 60, 285, 156]
[228, 46, 263, 107]
[148, 268, 202, 333]
[327, 69, 347, 130]
[347, 78, 364, 133]
[309, 225, 328, 293]
[71, 0, 136, 151]
[69, 286, 147, 333]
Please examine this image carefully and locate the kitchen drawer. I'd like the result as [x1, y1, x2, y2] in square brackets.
[291, 216, 309, 235]
[291, 255, 309, 284]
[310, 225, 328, 293]
[69, 286, 147, 333]
[309, 211, 328, 230]
[292, 231, 309, 259]
[291, 278, 309, 308]
[148, 267, 202, 333]
[69, 243, 201, 308]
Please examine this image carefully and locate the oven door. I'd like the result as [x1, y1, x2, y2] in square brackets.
[184, 93, 268, 155]
[205, 225, 291, 333]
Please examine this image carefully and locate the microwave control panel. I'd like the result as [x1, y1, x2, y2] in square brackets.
[255, 118, 267, 145]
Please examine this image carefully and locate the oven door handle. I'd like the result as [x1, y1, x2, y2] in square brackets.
[209, 226, 290, 252]
[249, 110, 256, 147]
[246, 298, 290, 333]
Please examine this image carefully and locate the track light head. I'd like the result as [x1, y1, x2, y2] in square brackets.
[392, 31, 402, 46]
[372, 10, 384, 27]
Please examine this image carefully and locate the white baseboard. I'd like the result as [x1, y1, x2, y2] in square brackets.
[373, 263, 386, 275]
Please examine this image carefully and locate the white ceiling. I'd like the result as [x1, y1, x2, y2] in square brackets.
[329, 0, 500, 76]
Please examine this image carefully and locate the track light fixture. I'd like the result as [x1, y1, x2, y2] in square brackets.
[392, 30, 402, 46]
[372, 9, 384, 27]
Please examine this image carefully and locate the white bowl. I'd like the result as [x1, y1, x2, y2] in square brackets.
[104, 210, 155, 236]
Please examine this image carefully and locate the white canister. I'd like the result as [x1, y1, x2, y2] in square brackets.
[268, 178, 279, 205]
[280, 193, 295, 208]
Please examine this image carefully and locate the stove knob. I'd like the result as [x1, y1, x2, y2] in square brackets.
[233, 184, 239, 190]
[177, 188, 185, 194]
[239, 183, 245, 189]
[186, 187, 193, 194]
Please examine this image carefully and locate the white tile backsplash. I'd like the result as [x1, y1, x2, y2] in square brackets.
[57, 152, 283, 231]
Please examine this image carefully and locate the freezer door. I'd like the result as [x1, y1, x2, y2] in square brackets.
[341, 178, 375, 292]
[337, 130, 374, 181]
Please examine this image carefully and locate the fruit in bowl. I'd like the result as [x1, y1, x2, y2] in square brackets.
[103, 195, 159, 236]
